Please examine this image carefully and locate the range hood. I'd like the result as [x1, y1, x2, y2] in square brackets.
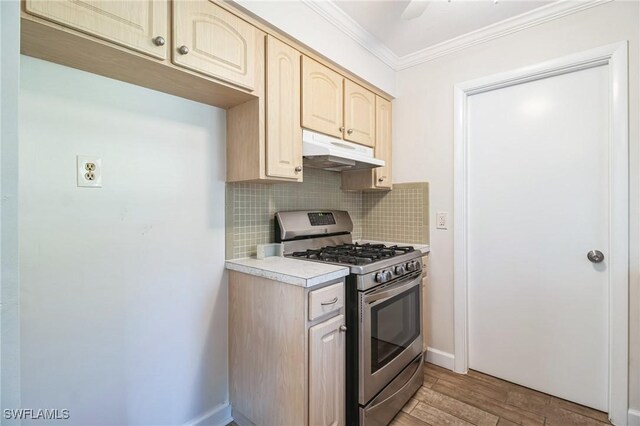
[302, 129, 385, 172]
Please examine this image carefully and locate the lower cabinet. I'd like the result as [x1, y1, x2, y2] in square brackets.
[229, 271, 346, 426]
[309, 315, 346, 426]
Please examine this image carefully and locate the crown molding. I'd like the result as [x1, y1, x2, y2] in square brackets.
[302, 0, 613, 71]
[300, 0, 399, 67]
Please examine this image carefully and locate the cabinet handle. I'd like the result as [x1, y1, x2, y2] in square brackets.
[178, 45, 190, 55]
[339, 325, 347, 332]
[294, 166, 302, 173]
[152, 36, 165, 46]
[321, 297, 338, 306]
[378, 176, 386, 182]
[339, 126, 345, 133]
[347, 129, 354, 134]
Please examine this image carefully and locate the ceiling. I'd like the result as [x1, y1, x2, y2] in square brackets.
[332, 0, 554, 57]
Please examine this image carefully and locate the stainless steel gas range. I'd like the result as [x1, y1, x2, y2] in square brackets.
[275, 210, 424, 426]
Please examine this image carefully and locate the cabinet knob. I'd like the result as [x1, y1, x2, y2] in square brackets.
[378, 177, 385, 182]
[339, 325, 347, 332]
[294, 166, 302, 173]
[152, 36, 165, 46]
[178, 45, 190, 55]
[347, 129, 353, 134]
[339, 126, 345, 133]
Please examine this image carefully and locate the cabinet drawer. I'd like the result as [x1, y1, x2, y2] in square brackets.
[309, 282, 344, 320]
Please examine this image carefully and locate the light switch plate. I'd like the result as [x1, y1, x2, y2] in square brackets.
[436, 212, 448, 230]
[77, 155, 102, 188]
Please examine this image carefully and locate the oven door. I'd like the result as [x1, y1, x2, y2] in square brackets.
[359, 272, 423, 405]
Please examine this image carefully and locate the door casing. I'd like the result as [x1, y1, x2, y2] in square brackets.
[453, 42, 629, 425]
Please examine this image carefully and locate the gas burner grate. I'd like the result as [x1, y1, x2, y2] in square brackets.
[290, 243, 414, 266]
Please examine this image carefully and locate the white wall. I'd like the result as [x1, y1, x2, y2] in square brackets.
[234, 0, 396, 97]
[393, 0, 640, 412]
[19, 56, 229, 425]
[1, 0, 21, 422]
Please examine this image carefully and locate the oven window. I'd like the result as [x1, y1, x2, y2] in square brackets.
[370, 284, 420, 374]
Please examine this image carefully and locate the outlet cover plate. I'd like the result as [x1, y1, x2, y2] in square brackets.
[436, 212, 448, 230]
[77, 155, 102, 188]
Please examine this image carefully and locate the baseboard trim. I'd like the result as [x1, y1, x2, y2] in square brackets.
[628, 409, 640, 426]
[182, 403, 232, 426]
[425, 347, 455, 370]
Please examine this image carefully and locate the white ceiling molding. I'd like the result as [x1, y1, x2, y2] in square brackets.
[302, 0, 612, 71]
[300, 0, 399, 67]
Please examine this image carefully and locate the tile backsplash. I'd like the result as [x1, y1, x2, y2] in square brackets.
[362, 182, 429, 245]
[226, 168, 429, 259]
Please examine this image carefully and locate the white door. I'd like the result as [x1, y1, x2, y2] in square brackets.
[466, 65, 609, 411]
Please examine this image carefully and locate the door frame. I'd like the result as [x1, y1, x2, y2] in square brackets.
[453, 42, 629, 424]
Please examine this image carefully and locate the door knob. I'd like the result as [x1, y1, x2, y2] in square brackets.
[587, 250, 604, 263]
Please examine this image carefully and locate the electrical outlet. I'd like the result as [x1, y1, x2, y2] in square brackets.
[77, 155, 102, 188]
[436, 212, 448, 230]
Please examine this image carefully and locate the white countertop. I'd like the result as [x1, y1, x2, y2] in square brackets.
[225, 256, 349, 288]
[356, 240, 431, 255]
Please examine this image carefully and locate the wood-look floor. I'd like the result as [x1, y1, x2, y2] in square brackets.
[391, 363, 612, 426]
[228, 362, 611, 426]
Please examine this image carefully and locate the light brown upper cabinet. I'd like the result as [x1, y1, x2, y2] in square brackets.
[24, 0, 168, 60]
[374, 96, 392, 188]
[344, 80, 376, 147]
[302, 57, 377, 148]
[341, 96, 392, 190]
[265, 36, 303, 181]
[302, 57, 344, 139]
[173, 1, 258, 91]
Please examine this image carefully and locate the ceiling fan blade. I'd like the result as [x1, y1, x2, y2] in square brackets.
[401, 0, 431, 20]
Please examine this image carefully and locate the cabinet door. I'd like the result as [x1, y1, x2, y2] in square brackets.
[309, 314, 345, 426]
[173, 1, 257, 90]
[302, 57, 344, 139]
[25, 0, 168, 60]
[374, 96, 392, 189]
[344, 80, 375, 147]
[266, 36, 302, 181]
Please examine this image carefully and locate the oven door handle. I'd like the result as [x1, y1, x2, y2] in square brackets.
[364, 274, 421, 305]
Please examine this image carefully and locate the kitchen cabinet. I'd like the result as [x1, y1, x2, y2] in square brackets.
[341, 96, 393, 190]
[302, 57, 345, 139]
[302, 57, 377, 148]
[229, 271, 345, 426]
[309, 315, 346, 426]
[173, 0, 259, 90]
[265, 36, 303, 181]
[227, 35, 304, 183]
[344, 80, 376, 147]
[22, 0, 394, 184]
[24, 0, 168, 60]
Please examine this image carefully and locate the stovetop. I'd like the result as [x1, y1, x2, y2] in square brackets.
[289, 242, 422, 276]
[291, 243, 414, 266]
[275, 211, 423, 277]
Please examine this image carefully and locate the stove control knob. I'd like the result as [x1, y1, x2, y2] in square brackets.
[375, 271, 388, 283]
[395, 265, 405, 275]
[384, 270, 393, 281]
[406, 262, 416, 272]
